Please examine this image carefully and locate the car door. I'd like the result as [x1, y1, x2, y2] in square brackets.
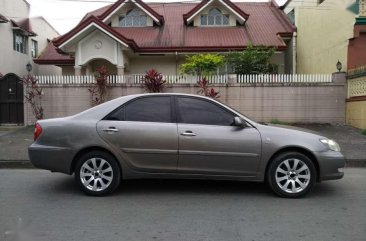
[176, 96, 261, 176]
[97, 96, 178, 173]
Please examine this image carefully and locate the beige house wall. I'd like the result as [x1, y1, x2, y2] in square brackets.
[129, 55, 181, 75]
[347, 100, 366, 129]
[289, 0, 355, 73]
[0, 0, 61, 76]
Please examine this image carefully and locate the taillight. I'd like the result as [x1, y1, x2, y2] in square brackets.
[34, 123, 42, 141]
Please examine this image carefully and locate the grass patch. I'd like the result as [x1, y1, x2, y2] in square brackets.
[270, 118, 289, 125]
[361, 129, 366, 135]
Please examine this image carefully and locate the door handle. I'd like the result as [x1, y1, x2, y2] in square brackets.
[180, 131, 196, 137]
[103, 127, 119, 133]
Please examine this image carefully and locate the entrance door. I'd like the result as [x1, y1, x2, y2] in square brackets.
[0, 74, 24, 124]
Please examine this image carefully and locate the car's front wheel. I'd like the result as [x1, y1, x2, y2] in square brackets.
[267, 152, 316, 198]
[75, 151, 121, 196]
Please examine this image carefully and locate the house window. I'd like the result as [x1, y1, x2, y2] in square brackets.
[201, 8, 229, 26]
[13, 32, 27, 54]
[31, 40, 38, 58]
[119, 9, 147, 27]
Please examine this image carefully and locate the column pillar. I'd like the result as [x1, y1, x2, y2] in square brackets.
[117, 66, 125, 75]
[74, 66, 82, 76]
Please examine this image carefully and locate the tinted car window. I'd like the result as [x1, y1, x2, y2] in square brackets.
[107, 96, 171, 122]
[177, 97, 234, 126]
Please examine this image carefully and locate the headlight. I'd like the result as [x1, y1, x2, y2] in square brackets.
[320, 138, 341, 152]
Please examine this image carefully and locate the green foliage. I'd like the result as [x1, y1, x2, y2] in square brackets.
[361, 129, 366, 135]
[227, 45, 276, 74]
[180, 54, 225, 76]
[270, 118, 288, 125]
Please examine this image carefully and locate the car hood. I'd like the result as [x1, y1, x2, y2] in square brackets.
[265, 124, 323, 136]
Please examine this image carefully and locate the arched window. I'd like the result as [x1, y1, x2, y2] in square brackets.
[201, 8, 229, 26]
[119, 9, 147, 27]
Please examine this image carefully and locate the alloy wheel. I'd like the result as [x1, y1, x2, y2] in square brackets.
[80, 157, 114, 192]
[275, 158, 311, 194]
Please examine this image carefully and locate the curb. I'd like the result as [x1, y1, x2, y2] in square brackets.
[0, 159, 366, 169]
[0, 160, 34, 169]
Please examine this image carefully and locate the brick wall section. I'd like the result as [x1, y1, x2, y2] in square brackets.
[24, 73, 346, 125]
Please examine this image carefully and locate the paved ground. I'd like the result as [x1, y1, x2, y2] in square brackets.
[0, 168, 365, 241]
[0, 124, 366, 167]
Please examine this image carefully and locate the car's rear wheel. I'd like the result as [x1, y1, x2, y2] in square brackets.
[75, 151, 121, 196]
[267, 152, 316, 198]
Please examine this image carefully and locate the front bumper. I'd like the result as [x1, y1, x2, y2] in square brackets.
[28, 143, 75, 174]
[314, 150, 345, 181]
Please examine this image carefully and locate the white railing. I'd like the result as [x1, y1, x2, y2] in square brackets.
[237, 74, 332, 83]
[33, 74, 332, 85]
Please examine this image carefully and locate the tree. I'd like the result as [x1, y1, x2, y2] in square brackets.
[179, 54, 224, 76]
[227, 45, 275, 74]
[21, 75, 44, 120]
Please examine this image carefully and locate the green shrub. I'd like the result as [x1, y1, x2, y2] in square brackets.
[270, 118, 288, 125]
[361, 129, 366, 135]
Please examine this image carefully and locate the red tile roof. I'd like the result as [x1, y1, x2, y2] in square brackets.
[11, 18, 37, 36]
[36, 1, 295, 64]
[34, 42, 74, 65]
[0, 14, 9, 23]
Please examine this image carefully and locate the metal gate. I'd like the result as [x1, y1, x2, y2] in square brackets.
[0, 73, 24, 124]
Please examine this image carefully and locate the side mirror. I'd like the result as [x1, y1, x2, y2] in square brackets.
[234, 116, 246, 128]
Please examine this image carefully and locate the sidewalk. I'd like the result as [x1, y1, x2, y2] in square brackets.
[0, 124, 365, 168]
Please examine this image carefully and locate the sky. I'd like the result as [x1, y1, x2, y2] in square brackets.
[26, 0, 287, 34]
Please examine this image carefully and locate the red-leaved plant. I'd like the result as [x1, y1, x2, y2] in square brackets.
[88, 65, 109, 106]
[143, 68, 166, 93]
[21, 75, 44, 120]
[197, 77, 220, 98]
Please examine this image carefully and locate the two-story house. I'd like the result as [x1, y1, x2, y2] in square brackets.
[282, 0, 355, 74]
[0, 0, 61, 76]
[0, 0, 61, 125]
[34, 0, 296, 76]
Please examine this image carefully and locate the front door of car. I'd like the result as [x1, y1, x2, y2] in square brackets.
[176, 97, 261, 176]
[97, 96, 178, 173]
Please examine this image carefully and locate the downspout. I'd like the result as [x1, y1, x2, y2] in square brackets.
[293, 31, 297, 74]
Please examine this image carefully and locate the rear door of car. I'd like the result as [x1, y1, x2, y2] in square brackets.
[97, 95, 178, 173]
[176, 96, 261, 176]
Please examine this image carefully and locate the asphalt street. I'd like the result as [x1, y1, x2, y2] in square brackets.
[0, 168, 365, 241]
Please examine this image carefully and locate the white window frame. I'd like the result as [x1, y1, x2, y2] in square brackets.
[31, 39, 38, 58]
[13, 32, 27, 54]
[201, 8, 229, 26]
[119, 9, 148, 27]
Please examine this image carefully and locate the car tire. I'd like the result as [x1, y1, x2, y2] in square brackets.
[267, 152, 316, 198]
[75, 151, 121, 196]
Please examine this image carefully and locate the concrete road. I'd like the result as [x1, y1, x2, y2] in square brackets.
[0, 168, 365, 241]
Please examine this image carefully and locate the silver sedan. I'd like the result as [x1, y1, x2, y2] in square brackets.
[29, 93, 345, 197]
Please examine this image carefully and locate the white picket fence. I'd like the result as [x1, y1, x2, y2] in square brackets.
[33, 74, 332, 85]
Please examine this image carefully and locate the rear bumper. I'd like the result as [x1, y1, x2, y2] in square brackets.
[28, 143, 74, 174]
[314, 150, 345, 181]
